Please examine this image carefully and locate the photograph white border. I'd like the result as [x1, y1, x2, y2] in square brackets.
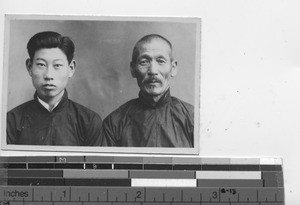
[1, 14, 201, 155]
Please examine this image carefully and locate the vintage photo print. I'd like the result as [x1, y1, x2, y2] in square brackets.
[1, 15, 201, 154]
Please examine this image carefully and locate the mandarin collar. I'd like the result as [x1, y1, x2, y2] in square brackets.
[34, 89, 69, 112]
[138, 89, 171, 108]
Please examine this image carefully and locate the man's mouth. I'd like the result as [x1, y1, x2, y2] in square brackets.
[145, 78, 160, 85]
[43, 84, 56, 89]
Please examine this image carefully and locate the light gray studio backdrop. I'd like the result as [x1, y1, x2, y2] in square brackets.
[6, 17, 197, 119]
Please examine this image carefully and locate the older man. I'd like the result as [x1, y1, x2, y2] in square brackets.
[101, 34, 194, 147]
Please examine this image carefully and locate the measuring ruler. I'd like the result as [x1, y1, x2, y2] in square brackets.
[0, 156, 284, 205]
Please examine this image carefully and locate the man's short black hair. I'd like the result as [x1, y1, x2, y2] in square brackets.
[27, 31, 75, 64]
[131, 34, 173, 64]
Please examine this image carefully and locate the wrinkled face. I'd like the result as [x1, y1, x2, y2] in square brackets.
[26, 48, 75, 102]
[130, 39, 177, 97]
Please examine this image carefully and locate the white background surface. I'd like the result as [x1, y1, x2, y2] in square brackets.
[0, 0, 299, 203]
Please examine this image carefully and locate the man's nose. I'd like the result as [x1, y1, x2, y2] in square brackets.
[147, 61, 159, 75]
[44, 66, 54, 80]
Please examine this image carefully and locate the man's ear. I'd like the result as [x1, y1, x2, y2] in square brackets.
[68, 60, 76, 78]
[171, 60, 178, 77]
[26, 58, 33, 77]
[130, 61, 136, 78]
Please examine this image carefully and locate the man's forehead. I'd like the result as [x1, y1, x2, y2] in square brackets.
[137, 39, 172, 55]
[34, 48, 67, 59]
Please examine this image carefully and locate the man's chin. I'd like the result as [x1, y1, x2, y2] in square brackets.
[142, 89, 164, 96]
[39, 90, 60, 98]
[43, 90, 58, 96]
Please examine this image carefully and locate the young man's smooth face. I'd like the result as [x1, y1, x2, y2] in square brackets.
[26, 48, 75, 104]
[130, 38, 177, 99]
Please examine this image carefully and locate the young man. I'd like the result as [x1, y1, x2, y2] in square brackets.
[7, 31, 102, 146]
[101, 34, 194, 147]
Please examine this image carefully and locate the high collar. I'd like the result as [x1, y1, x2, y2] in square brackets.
[138, 89, 171, 108]
[34, 89, 69, 112]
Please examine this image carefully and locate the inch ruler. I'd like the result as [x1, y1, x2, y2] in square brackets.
[0, 156, 285, 205]
[0, 186, 284, 204]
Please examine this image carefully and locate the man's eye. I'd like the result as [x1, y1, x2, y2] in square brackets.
[36, 63, 46, 67]
[138, 59, 149, 66]
[54, 64, 63, 68]
[157, 59, 166, 64]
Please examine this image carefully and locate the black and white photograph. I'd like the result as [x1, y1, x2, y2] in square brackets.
[1, 15, 201, 154]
